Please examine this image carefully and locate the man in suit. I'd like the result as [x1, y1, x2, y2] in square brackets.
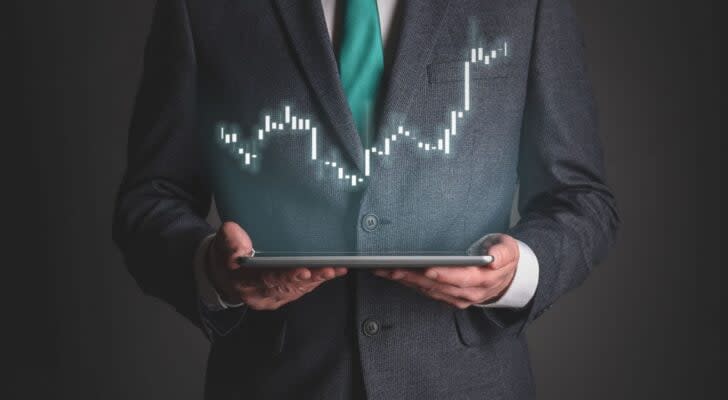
[113, 0, 619, 398]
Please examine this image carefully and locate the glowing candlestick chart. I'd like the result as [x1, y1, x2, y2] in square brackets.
[216, 42, 509, 187]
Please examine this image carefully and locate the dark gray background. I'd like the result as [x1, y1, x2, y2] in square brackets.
[9, 0, 722, 399]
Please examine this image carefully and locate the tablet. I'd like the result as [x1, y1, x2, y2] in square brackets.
[236, 251, 494, 268]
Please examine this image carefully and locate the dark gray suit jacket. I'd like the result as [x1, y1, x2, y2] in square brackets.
[113, 0, 619, 398]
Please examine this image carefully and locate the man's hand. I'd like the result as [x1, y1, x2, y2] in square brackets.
[206, 222, 347, 310]
[372, 234, 520, 309]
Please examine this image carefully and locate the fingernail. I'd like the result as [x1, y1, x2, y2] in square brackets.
[392, 271, 405, 280]
[426, 270, 438, 279]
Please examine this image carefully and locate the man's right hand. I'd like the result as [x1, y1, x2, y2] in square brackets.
[205, 222, 347, 310]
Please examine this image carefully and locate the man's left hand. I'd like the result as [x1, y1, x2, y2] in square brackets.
[372, 234, 520, 309]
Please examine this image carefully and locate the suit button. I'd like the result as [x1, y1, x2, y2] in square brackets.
[361, 214, 379, 232]
[362, 319, 380, 336]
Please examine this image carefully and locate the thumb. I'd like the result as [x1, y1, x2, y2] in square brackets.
[216, 221, 254, 269]
[485, 235, 519, 270]
[485, 242, 509, 270]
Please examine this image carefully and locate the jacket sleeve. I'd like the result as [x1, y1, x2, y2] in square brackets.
[112, 0, 215, 328]
[500, 0, 620, 333]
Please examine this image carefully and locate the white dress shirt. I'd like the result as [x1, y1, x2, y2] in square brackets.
[195, 0, 539, 311]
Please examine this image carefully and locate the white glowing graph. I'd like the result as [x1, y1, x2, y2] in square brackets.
[217, 42, 509, 187]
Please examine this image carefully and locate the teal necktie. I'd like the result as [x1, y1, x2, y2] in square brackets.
[338, 0, 384, 148]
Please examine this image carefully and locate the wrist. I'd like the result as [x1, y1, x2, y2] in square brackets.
[489, 267, 517, 304]
[204, 236, 246, 308]
[204, 237, 226, 302]
[473, 239, 539, 309]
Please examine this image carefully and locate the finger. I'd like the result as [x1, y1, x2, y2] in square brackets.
[311, 267, 337, 281]
[424, 266, 485, 288]
[372, 269, 489, 306]
[264, 280, 324, 309]
[371, 269, 390, 278]
[233, 285, 267, 304]
[258, 267, 338, 296]
[264, 266, 319, 288]
[270, 278, 328, 305]
[219, 222, 253, 255]
[232, 267, 288, 289]
[237, 279, 318, 303]
[392, 271, 490, 303]
[277, 267, 343, 293]
[260, 270, 281, 289]
[216, 222, 254, 271]
[282, 267, 313, 283]
[386, 269, 439, 290]
[430, 284, 490, 304]
[415, 286, 471, 309]
[372, 268, 412, 280]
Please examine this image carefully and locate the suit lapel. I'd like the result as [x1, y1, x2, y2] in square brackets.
[373, 0, 452, 143]
[272, 0, 364, 170]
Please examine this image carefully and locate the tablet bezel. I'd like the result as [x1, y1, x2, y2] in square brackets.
[236, 254, 494, 268]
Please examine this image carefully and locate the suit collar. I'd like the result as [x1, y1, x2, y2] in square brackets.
[372, 0, 452, 145]
[272, 0, 364, 170]
[272, 0, 452, 173]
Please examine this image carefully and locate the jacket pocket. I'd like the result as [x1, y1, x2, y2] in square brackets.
[453, 307, 503, 347]
[427, 60, 509, 84]
[213, 309, 287, 358]
[455, 306, 528, 347]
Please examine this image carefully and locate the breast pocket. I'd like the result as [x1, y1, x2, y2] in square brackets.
[425, 59, 518, 141]
[427, 60, 510, 84]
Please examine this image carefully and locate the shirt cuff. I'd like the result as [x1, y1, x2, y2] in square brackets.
[474, 239, 539, 309]
[193, 233, 246, 311]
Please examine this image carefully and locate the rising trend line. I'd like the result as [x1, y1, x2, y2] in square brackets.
[216, 42, 509, 187]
